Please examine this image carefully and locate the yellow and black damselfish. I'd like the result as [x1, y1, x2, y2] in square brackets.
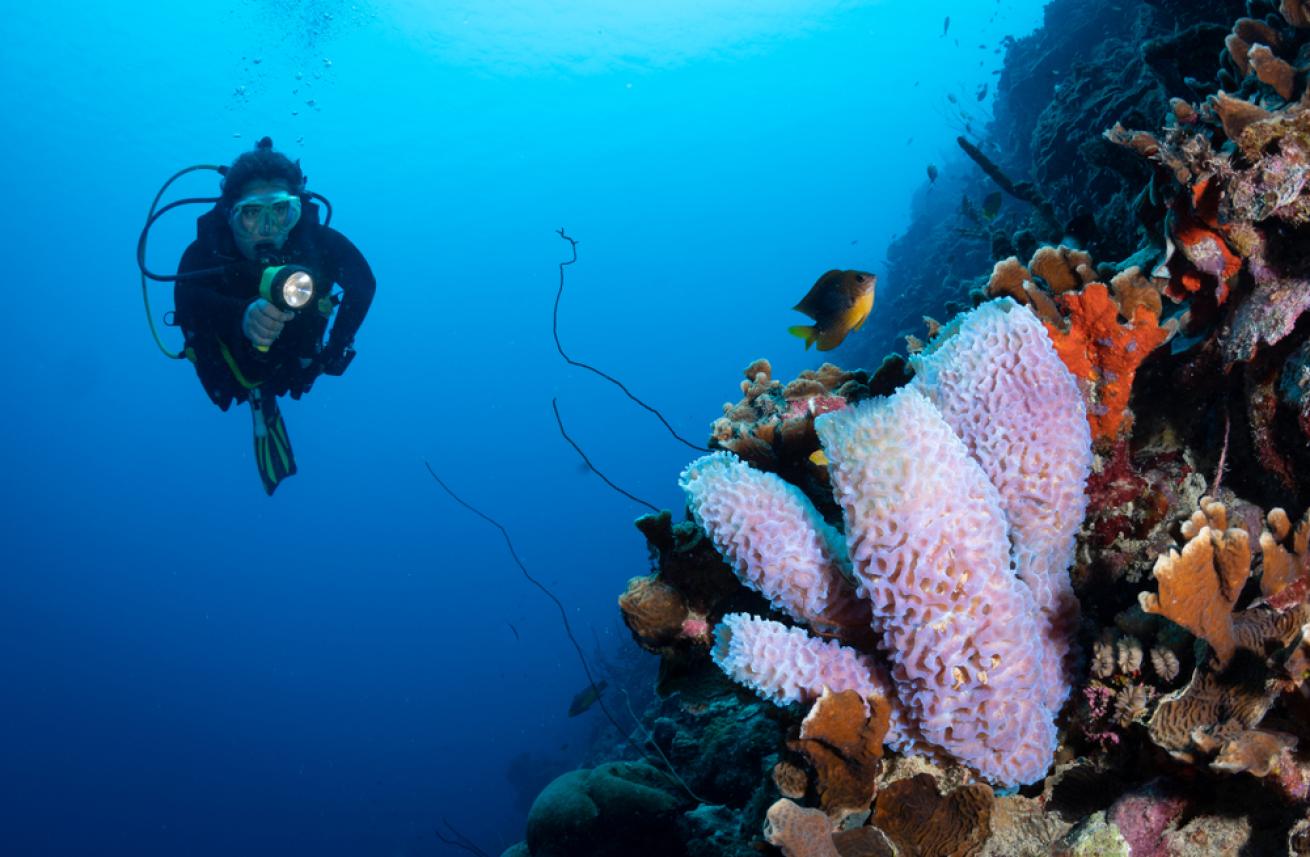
[787, 269, 876, 351]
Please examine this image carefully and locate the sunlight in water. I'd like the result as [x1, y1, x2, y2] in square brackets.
[387, 0, 882, 72]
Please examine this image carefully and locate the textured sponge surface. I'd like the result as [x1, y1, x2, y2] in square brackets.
[816, 387, 1057, 786]
[911, 299, 1092, 710]
[681, 452, 868, 633]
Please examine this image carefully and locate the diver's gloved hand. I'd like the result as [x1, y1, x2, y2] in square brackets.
[242, 299, 295, 348]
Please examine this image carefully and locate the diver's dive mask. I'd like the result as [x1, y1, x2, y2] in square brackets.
[229, 191, 303, 241]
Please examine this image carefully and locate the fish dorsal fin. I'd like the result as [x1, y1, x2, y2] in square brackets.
[793, 269, 843, 316]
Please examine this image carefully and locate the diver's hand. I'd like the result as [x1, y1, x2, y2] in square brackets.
[242, 299, 295, 348]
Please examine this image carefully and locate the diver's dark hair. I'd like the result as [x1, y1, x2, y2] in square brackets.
[219, 136, 306, 209]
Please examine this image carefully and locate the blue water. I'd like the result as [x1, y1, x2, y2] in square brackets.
[1, 1, 1046, 853]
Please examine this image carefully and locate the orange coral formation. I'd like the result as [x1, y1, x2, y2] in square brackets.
[1043, 282, 1168, 442]
[1139, 498, 1250, 665]
[1030, 245, 1096, 294]
[790, 689, 890, 826]
[986, 256, 1032, 302]
[618, 575, 690, 651]
[1142, 498, 1310, 770]
[1249, 44, 1296, 99]
[774, 761, 810, 800]
[1212, 91, 1273, 142]
[1148, 668, 1278, 763]
[1210, 728, 1298, 778]
[764, 799, 841, 857]
[830, 827, 896, 857]
[871, 773, 994, 857]
[1109, 266, 1164, 321]
[1225, 32, 1251, 75]
[1171, 217, 1242, 304]
[1235, 17, 1280, 48]
[983, 253, 1076, 326]
[1259, 507, 1310, 601]
[1282, 0, 1310, 28]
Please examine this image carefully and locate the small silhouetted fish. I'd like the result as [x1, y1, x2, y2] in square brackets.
[943, 16, 950, 35]
[850, 239, 859, 245]
[568, 680, 608, 716]
[927, 163, 939, 184]
[947, 93, 958, 104]
[507, 622, 520, 641]
[977, 83, 988, 101]
[982, 191, 1002, 220]
[788, 270, 877, 352]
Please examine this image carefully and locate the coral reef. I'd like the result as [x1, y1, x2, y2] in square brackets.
[507, 3, 1310, 855]
[691, 300, 1093, 790]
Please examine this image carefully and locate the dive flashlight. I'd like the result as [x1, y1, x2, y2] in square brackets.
[254, 265, 316, 352]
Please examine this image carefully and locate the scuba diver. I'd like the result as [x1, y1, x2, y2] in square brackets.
[137, 136, 375, 494]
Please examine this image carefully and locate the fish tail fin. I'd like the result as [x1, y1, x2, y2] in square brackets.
[788, 325, 817, 350]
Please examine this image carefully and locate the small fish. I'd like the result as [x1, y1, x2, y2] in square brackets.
[568, 679, 608, 716]
[507, 622, 520, 641]
[976, 83, 988, 101]
[943, 16, 950, 35]
[982, 191, 1003, 220]
[788, 270, 876, 352]
[947, 92, 958, 104]
[809, 449, 829, 467]
[927, 163, 939, 184]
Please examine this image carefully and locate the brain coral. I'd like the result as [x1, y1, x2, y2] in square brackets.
[681, 451, 869, 635]
[910, 298, 1092, 710]
[815, 386, 1059, 786]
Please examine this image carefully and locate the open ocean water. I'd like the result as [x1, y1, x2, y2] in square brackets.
[0, 1, 1048, 853]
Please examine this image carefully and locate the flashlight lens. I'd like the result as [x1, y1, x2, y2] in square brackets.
[282, 271, 315, 309]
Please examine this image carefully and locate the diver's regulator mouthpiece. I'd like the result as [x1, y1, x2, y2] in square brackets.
[254, 264, 316, 352]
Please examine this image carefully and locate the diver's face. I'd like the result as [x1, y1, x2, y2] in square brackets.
[230, 179, 297, 261]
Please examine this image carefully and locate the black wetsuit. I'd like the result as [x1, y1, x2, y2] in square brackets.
[175, 200, 375, 410]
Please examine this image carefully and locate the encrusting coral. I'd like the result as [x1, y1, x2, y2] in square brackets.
[984, 248, 1170, 445]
